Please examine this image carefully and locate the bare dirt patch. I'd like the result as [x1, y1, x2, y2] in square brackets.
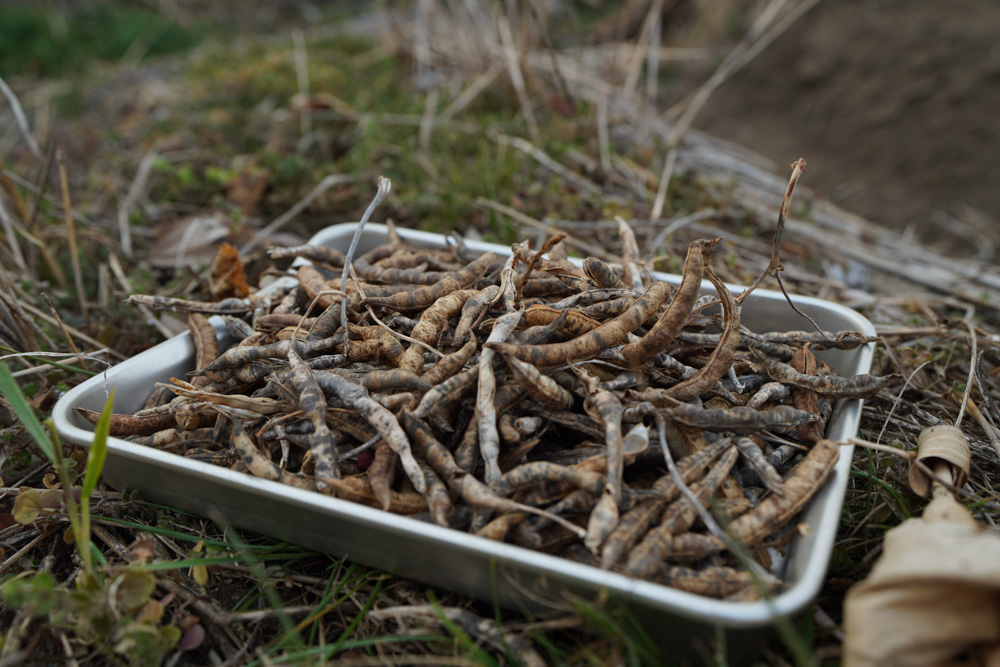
[695, 0, 1000, 254]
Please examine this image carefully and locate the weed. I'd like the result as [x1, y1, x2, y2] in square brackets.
[0, 363, 188, 662]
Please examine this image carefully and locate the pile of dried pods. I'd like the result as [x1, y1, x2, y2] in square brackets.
[78, 222, 895, 600]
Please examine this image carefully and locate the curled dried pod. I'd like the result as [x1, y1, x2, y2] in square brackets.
[907, 425, 970, 497]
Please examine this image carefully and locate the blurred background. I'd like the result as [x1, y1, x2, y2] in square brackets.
[2, 0, 997, 259]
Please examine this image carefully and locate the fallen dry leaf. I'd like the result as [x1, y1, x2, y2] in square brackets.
[844, 428, 999, 667]
[209, 242, 250, 300]
[149, 213, 232, 271]
[844, 489, 1000, 667]
[12, 488, 41, 524]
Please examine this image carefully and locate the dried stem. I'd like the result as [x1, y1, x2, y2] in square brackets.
[875, 359, 932, 446]
[341, 176, 392, 352]
[515, 232, 565, 299]
[243, 173, 358, 254]
[57, 152, 87, 323]
[497, 15, 540, 144]
[475, 197, 613, 261]
[116, 142, 160, 258]
[955, 316, 977, 426]
[496, 134, 600, 195]
[527, 2, 576, 113]
[0, 73, 42, 159]
[846, 437, 915, 460]
[0, 192, 27, 273]
[738, 158, 806, 303]
[17, 300, 126, 360]
[108, 252, 177, 340]
[656, 416, 771, 582]
[40, 293, 84, 370]
[292, 29, 311, 137]
[965, 400, 1000, 458]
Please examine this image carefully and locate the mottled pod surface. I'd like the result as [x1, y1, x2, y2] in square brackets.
[118, 228, 890, 602]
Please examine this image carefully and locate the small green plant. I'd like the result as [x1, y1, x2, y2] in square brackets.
[0, 363, 184, 663]
[0, 362, 108, 574]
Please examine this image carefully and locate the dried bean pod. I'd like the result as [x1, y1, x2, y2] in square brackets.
[734, 437, 784, 495]
[327, 476, 425, 514]
[582, 257, 628, 289]
[229, 419, 315, 490]
[197, 336, 339, 376]
[523, 305, 601, 337]
[362, 252, 495, 311]
[760, 329, 876, 349]
[652, 565, 779, 599]
[750, 344, 898, 399]
[745, 382, 792, 408]
[269, 244, 346, 267]
[188, 313, 220, 390]
[75, 404, 176, 437]
[489, 462, 604, 499]
[296, 265, 340, 309]
[305, 300, 345, 342]
[476, 512, 528, 542]
[352, 256, 452, 285]
[617, 216, 648, 292]
[659, 264, 739, 401]
[414, 366, 479, 419]
[511, 243, 589, 292]
[421, 340, 476, 386]
[665, 439, 839, 561]
[502, 354, 574, 410]
[620, 238, 720, 366]
[367, 441, 396, 511]
[287, 348, 339, 491]
[221, 315, 254, 341]
[669, 404, 818, 432]
[420, 462, 454, 527]
[317, 373, 426, 495]
[397, 289, 478, 373]
[788, 346, 825, 444]
[579, 296, 636, 320]
[128, 294, 251, 314]
[453, 285, 500, 344]
[478, 310, 523, 482]
[624, 447, 739, 576]
[127, 427, 216, 449]
[487, 282, 670, 366]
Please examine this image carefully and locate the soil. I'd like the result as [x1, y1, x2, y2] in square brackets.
[694, 0, 1000, 253]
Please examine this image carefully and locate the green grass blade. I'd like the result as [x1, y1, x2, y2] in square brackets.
[429, 592, 499, 667]
[217, 522, 302, 645]
[327, 576, 383, 657]
[134, 553, 321, 571]
[81, 390, 114, 497]
[97, 516, 316, 554]
[0, 362, 57, 464]
[850, 470, 913, 519]
[258, 634, 440, 665]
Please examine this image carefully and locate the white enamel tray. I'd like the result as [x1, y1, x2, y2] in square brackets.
[53, 223, 874, 660]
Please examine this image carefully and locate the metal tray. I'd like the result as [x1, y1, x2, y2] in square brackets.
[53, 223, 874, 660]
